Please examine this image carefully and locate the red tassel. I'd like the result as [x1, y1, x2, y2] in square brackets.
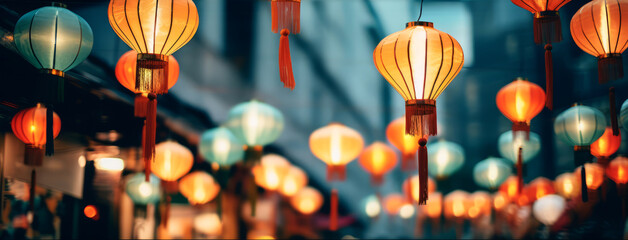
[517, 147, 523, 194]
[144, 94, 157, 182]
[418, 138, 428, 205]
[29, 169, 36, 212]
[279, 29, 295, 90]
[533, 12, 561, 45]
[330, 189, 338, 231]
[134, 93, 148, 117]
[545, 44, 553, 110]
[327, 165, 346, 182]
[405, 100, 437, 137]
[610, 87, 619, 136]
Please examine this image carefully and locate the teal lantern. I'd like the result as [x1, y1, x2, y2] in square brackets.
[498, 130, 541, 164]
[126, 173, 161, 205]
[199, 127, 245, 167]
[473, 157, 511, 189]
[226, 100, 284, 162]
[621, 99, 628, 131]
[554, 104, 606, 202]
[427, 140, 465, 179]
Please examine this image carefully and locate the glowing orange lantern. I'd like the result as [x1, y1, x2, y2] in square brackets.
[590, 127, 621, 165]
[108, 0, 199, 180]
[423, 192, 443, 219]
[444, 191, 469, 219]
[278, 166, 308, 197]
[607, 157, 628, 184]
[290, 187, 323, 215]
[383, 194, 407, 216]
[271, 0, 301, 89]
[179, 171, 220, 205]
[496, 78, 546, 137]
[309, 123, 364, 230]
[575, 163, 605, 191]
[115, 50, 179, 117]
[493, 192, 509, 211]
[386, 117, 420, 170]
[525, 177, 555, 202]
[467, 191, 491, 219]
[499, 176, 520, 202]
[252, 154, 291, 191]
[554, 172, 580, 199]
[358, 142, 397, 185]
[403, 175, 436, 204]
[151, 141, 193, 182]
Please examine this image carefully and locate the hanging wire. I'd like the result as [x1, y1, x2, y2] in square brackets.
[417, 0, 425, 21]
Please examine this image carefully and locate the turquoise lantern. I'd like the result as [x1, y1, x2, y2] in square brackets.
[199, 127, 245, 167]
[226, 100, 284, 162]
[126, 173, 161, 205]
[427, 140, 465, 179]
[621, 99, 628, 131]
[554, 104, 606, 202]
[473, 157, 511, 190]
[498, 131, 541, 164]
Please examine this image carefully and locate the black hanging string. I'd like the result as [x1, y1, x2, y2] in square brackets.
[417, 0, 424, 21]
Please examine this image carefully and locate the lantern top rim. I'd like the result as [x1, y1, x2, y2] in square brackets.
[514, 77, 528, 81]
[406, 21, 433, 28]
[51, 2, 67, 8]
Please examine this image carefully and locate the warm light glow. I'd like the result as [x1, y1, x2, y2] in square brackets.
[243, 103, 260, 144]
[468, 206, 480, 219]
[423, 192, 443, 218]
[290, 187, 323, 215]
[365, 198, 381, 218]
[84, 205, 98, 219]
[453, 201, 465, 217]
[515, 90, 526, 119]
[384, 194, 406, 215]
[564, 180, 573, 195]
[399, 204, 415, 219]
[30, 125, 36, 132]
[554, 173, 580, 199]
[487, 162, 498, 183]
[78, 155, 86, 168]
[278, 166, 307, 197]
[607, 157, 628, 184]
[193, 213, 222, 236]
[253, 154, 291, 191]
[309, 123, 364, 168]
[298, 199, 316, 214]
[493, 193, 507, 210]
[179, 171, 221, 205]
[152, 141, 194, 181]
[138, 182, 153, 198]
[94, 158, 125, 171]
[436, 149, 450, 175]
[600, 4, 610, 53]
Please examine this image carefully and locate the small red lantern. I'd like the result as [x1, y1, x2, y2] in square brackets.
[590, 127, 621, 165]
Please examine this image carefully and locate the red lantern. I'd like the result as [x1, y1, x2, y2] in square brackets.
[386, 117, 420, 170]
[590, 127, 621, 165]
[496, 78, 546, 139]
[525, 177, 555, 202]
[358, 142, 397, 185]
[271, 0, 301, 90]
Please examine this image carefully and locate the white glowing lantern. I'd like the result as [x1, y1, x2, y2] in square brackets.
[532, 194, 566, 226]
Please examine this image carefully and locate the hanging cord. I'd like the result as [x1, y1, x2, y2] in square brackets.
[417, 0, 424, 21]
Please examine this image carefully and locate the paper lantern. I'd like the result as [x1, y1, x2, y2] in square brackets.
[271, 0, 301, 89]
[525, 177, 555, 202]
[383, 194, 406, 216]
[427, 140, 465, 179]
[309, 122, 363, 230]
[467, 191, 491, 219]
[226, 100, 284, 162]
[115, 50, 179, 117]
[386, 117, 421, 170]
[510, 0, 571, 108]
[399, 203, 416, 219]
[533, 194, 566, 226]
[179, 171, 220, 205]
[575, 163, 605, 191]
[499, 176, 520, 201]
[554, 172, 580, 199]
[498, 130, 541, 164]
[403, 175, 436, 204]
[108, 0, 199, 178]
[361, 195, 382, 218]
[621, 99, 628, 131]
[571, 0, 628, 83]
[290, 187, 323, 215]
[199, 127, 245, 167]
[473, 157, 512, 190]
[374, 21, 464, 205]
[126, 173, 161, 205]
[496, 78, 546, 136]
[358, 142, 398, 185]
[151, 141, 193, 182]
[11, 104, 61, 166]
[423, 192, 443, 219]
[607, 157, 628, 184]
[252, 154, 291, 191]
[444, 190, 469, 219]
[492, 192, 509, 211]
[555, 104, 606, 201]
[14, 4, 94, 105]
[590, 127, 621, 164]
[193, 213, 222, 237]
[278, 166, 308, 197]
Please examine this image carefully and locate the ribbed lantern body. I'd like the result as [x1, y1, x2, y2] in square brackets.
[554, 105, 606, 147]
[496, 79, 545, 135]
[199, 127, 244, 167]
[126, 173, 161, 205]
[358, 142, 397, 185]
[226, 100, 284, 147]
[309, 123, 364, 181]
[11, 105, 61, 148]
[427, 140, 465, 179]
[151, 141, 193, 182]
[179, 171, 220, 205]
[590, 127, 621, 161]
[607, 157, 628, 184]
[115, 50, 179, 93]
[498, 130, 541, 164]
[473, 157, 512, 189]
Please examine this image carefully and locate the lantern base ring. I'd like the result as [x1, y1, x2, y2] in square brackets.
[136, 54, 169, 94]
[533, 11, 561, 45]
[598, 54, 623, 84]
[24, 145, 44, 167]
[512, 122, 530, 140]
[406, 21, 434, 28]
[405, 100, 437, 137]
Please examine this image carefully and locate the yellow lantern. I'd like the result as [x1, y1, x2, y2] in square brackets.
[151, 140, 194, 182]
[467, 191, 491, 219]
[290, 187, 324, 215]
[423, 192, 443, 219]
[179, 171, 220, 205]
[278, 166, 308, 197]
[252, 154, 291, 191]
[444, 190, 470, 219]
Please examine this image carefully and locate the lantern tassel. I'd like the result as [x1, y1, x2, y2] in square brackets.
[327, 165, 346, 182]
[278, 29, 295, 90]
[162, 195, 171, 227]
[544, 44, 553, 110]
[598, 54, 623, 84]
[405, 100, 437, 137]
[135, 93, 148, 118]
[517, 147, 523, 194]
[29, 169, 36, 212]
[574, 146, 590, 202]
[144, 95, 157, 182]
[610, 87, 619, 136]
[249, 174, 257, 217]
[418, 138, 428, 205]
[581, 165, 588, 202]
[330, 189, 338, 231]
[45, 105, 54, 156]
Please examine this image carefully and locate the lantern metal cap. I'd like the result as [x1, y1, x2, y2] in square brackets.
[534, 11, 559, 18]
[406, 21, 433, 28]
[514, 77, 528, 81]
[51, 2, 68, 8]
